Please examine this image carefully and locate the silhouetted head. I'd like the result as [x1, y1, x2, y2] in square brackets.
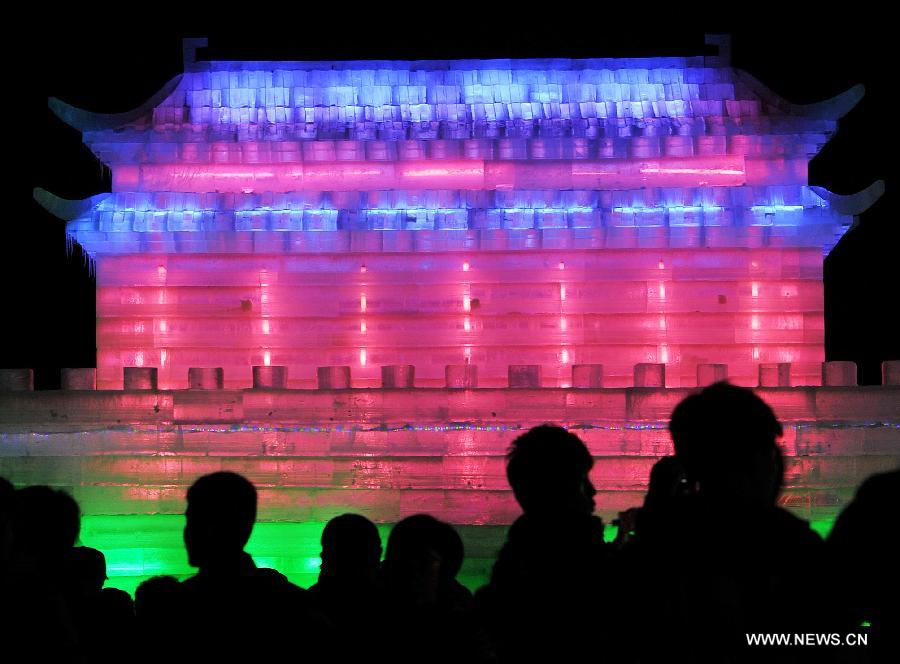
[669, 382, 784, 505]
[135, 575, 181, 622]
[319, 513, 382, 580]
[12, 485, 80, 565]
[506, 425, 596, 515]
[67, 546, 107, 595]
[383, 514, 451, 605]
[184, 472, 257, 568]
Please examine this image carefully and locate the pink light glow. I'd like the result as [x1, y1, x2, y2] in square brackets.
[91, 247, 828, 389]
[401, 164, 485, 178]
[112, 156, 765, 193]
[638, 166, 744, 176]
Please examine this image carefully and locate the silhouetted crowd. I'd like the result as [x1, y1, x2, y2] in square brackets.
[1, 383, 897, 662]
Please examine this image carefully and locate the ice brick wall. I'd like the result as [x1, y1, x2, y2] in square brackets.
[92, 247, 827, 389]
[48, 57, 858, 389]
[2, 384, 898, 591]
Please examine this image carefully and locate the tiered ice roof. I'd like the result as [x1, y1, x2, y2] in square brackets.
[38, 37, 882, 259]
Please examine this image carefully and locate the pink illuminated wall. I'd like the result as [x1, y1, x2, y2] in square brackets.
[92, 248, 826, 388]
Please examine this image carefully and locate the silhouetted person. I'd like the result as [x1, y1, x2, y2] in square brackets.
[620, 382, 839, 663]
[431, 517, 475, 611]
[829, 469, 900, 663]
[66, 545, 107, 597]
[11, 485, 80, 572]
[64, 546, 135, 664]
[613, 455, 691, 548]
[315, 513, 382, 588]
[134, 575, 182, 663]
[135, 574, 181, 625]
[1, 486, 81, 658]
[382, 514, 494, 663]
[476, 425, 608, 663]
[505, 424, 597, 517]
[307, 514, 382, 658]
[174, 471, 331, 662]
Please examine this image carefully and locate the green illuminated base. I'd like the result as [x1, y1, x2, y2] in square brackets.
[80, 515, 836, 597]
[80, 515, 509, 596]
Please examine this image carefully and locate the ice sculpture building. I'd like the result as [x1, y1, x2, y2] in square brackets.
[32, 38, 886, 389]
[2, 36, 897, 592]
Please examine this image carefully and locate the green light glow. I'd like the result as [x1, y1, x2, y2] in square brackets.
[80, 515, 503, 596]
[808, 519, 835, 539]
[79, 515, 836, 598]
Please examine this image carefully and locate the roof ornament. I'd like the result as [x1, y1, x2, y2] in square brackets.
[704, 34, 731, 67]
[183, 37, 208, 72]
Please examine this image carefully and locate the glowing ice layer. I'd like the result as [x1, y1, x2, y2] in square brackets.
[91, 248, 828, 389]
[39, 52, 882, 390]
[2, 386, 897, 592]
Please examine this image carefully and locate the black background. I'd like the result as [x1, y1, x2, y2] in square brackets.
[3, 13, 894, 386]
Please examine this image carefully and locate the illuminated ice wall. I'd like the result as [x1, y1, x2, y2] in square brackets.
[37, 39, 881, 389]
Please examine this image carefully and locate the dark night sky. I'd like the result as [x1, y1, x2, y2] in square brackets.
[3, 14, 895, 386]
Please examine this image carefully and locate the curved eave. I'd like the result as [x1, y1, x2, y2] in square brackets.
[733, 69, 864, 121]
[813, 181, 885, 253]
[33, 187, 109, 222]
[48, 74, 184, 132]
[811, 181, 885, 216]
